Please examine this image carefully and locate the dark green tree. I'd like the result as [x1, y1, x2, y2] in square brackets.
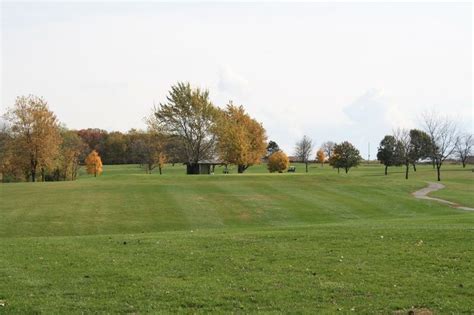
[103, 132, 128, 164]
[266, 140, 280, 158]
[330, 141, 362, 174]
[409, 129, 432, 171]
[377, 135, 401, 175]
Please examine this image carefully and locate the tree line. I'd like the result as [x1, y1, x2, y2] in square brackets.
[0, 95, 84, 182]
[0, 96, 185, 182]
[0, 82, 269, 180]
[265, 137, 363, 174]
[147, 82, 365, 175]
[376, 112, 472, 181]
[1, 83, 471, 182]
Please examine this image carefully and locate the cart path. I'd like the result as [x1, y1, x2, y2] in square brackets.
[412, 182, 474, 211]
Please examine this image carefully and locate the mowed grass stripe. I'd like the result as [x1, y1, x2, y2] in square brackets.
[1, 164, 472, 238]
[0, 223, 472, 313]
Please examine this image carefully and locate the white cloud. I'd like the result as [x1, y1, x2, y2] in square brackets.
[339, 89, 416, 159]
[344, 89, 414, 131]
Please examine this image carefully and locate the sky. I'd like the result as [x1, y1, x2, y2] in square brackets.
[1, 1, 472, 158]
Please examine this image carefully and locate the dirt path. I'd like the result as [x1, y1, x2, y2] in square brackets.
[412, 182, 474, 211]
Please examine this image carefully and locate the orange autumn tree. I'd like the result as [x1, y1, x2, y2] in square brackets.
[267, 150, 289, 173]
[215, 102, 267, 173]
[85, 150, 103, 177]
[316, 148, 326, 166]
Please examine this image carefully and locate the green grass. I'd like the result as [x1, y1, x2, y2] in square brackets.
[0, 163, 473, 313]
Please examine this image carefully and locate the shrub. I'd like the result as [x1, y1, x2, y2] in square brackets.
[268, 150, 289, 173]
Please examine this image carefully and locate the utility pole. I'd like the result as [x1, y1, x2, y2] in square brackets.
[368, 142, 370, 163]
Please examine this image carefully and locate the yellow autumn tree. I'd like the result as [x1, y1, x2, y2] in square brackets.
[85, 150, 103, 177]
[267, 150, 289, 173]
[316, 148, 326, 166]
[215, 102, 267, 173]
[4, 95, 62, 182]
[156, 152, 167, 175]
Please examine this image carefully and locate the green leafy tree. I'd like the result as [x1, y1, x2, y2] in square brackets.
[148, 82, 218, 174]
[329, 141, 362, 174]
[266, 140, 280, 158]
[103, 131, 128, 164]
[377, 135, 401, 175]
[408, 129, 432, 171]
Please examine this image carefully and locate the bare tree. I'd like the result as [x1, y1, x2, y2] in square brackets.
[455, 133, 473, 168]
[321, 141, 335, 159]
[393, 128, 411, 180]
[422, 111, 459, 181]
[130, 131, 167, 174]
[294, 135, 314, 173]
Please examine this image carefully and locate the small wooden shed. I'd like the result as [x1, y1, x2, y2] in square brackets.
[186, 160, 227, 175]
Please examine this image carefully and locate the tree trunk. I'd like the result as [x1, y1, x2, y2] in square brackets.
[337, 168, 340, 174]
[405, 162, 409, 180]
[41, 167, 45, 182]
[412, 163, 416, 172]
[437, 166, 441, 181]
[384, 165, 388, 175]
[238, 164, 247, 174]
[462, 160, 466, 168]
[31, 159, 37, 182]
[305, 162, 308, 173]
[159, 166, 162, 175]
[345, 167, 348, 174]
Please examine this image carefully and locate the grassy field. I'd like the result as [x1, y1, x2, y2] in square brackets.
[0, 163, 473, 313]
